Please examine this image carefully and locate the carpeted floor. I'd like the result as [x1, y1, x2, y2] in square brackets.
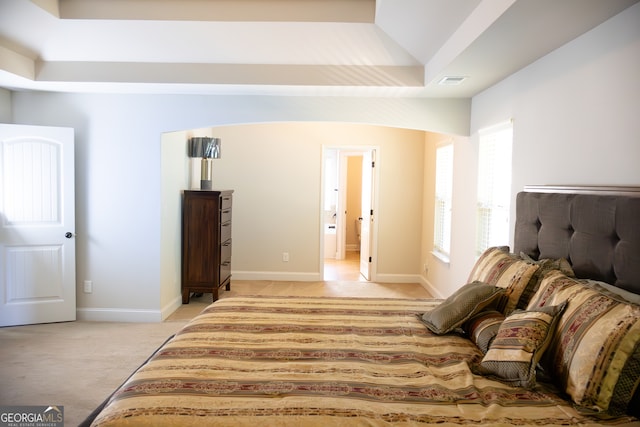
[0, 320, 188, 426]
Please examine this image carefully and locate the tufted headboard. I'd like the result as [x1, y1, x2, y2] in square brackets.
[513, 186, 640, 295]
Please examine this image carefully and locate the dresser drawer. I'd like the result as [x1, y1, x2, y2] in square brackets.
[221, 207, 232, 224]
[220, 221, 232, 243]
[220, 261, 231, 284]
[221, 239, 232, 262]
[220, 241, 232, 284]
[220, 194, 232, 210]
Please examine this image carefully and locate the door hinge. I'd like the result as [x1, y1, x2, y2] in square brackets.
[369, 257, 372, 262]
[370, 209, 373, 215]
[371, 161, 375, 167]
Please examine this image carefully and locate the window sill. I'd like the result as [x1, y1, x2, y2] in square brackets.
[431, 251, 450, 265]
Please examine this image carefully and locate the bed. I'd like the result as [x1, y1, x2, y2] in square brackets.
[84, 187, 640, 426]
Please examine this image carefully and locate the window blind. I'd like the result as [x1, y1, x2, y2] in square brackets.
[434, 143, 453, 257]
[476, 122, 513, 255]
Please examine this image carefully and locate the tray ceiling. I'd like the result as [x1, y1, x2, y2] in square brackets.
[0, 0, 637, 97]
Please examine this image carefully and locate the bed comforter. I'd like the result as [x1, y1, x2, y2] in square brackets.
[89, 296, 639, 426]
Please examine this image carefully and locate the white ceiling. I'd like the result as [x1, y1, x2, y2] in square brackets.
[0, 0, 637, 97]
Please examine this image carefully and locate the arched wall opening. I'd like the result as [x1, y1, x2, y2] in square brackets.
[160, 121, 451, 311]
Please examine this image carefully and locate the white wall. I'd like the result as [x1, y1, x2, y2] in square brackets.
[159, 129, 191, 314]
[9, 94, 458, 321]
[6, 3, 638, 319]
[420, 133, 470, 299]
[0, 88, 10, 122]
[425, 2, 640, 298]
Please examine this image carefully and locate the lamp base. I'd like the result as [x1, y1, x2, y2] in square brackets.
[200, 158, 213, 190]
[200, 179, 213, 190]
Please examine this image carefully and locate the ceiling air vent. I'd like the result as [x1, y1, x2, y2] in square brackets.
[438, 76, 467, 85]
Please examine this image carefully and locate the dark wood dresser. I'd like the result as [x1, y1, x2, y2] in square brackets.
[181, 190, 233, 303]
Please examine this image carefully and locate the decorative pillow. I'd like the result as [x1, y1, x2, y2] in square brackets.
[516, 252, 575, 310]
[580, 279, 640, 305]
[418, 282, 505, 335]
[467, 247, 540, 316]
[463, 310, 505, 354]
[472, 303, 566, 388]
[527, 271, 640, 415]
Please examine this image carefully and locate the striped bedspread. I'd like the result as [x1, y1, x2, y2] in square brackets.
[90, 296, 638, 426]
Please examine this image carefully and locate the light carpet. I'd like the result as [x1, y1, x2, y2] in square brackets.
[0, 320, 187, 426]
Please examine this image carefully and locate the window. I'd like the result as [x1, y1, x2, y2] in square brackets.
[476, 121, 513, 255]
[434, 143, 453, 259]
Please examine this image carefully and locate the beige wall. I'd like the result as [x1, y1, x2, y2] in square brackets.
[160, 122, 427, 297]
[214, 122, 427, 282]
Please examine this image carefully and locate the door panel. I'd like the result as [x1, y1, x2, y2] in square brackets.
[0, 124, 75, 326]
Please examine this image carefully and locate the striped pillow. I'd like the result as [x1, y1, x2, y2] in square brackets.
[516, 253, 575, 310]
[472, 303, 566, 388]
[468, 247, 540, 315]
[527, 271, 640, 415]
[463, 310, 505, 354]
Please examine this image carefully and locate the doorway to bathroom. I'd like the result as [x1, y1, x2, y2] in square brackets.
[321, 147, 376, 281]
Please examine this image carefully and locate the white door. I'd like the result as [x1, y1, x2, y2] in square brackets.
[359, 150, 375, 280]
[0, 124, 76, 327]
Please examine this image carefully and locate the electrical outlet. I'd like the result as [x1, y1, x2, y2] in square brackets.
[83, 280, 93, 293]
[282, 252, 289, 262]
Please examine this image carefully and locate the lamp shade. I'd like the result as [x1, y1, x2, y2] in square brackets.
[188, 137, 221, 159]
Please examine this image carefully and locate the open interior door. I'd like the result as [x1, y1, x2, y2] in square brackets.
[359, 150, 375, 280]
[0, 124, 76, 327]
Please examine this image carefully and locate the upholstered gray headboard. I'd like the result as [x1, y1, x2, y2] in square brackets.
[514, 186, 640, 295]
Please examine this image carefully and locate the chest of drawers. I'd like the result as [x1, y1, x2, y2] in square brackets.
[181, 190, 233, 303]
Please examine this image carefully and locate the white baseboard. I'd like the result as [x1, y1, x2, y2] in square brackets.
[161, 294, 184, 320]
[76, 307, 162, 323]
[76, 273, 442, 323]
[231, 271, 322, 281]
[418, 276, 445, 299]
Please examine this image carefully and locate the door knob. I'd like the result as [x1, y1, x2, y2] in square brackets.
[65, 232, 74, 239]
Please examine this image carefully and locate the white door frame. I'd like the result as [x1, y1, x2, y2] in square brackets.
[320, 145, 379, 281]
[358, 149, 375, 281]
